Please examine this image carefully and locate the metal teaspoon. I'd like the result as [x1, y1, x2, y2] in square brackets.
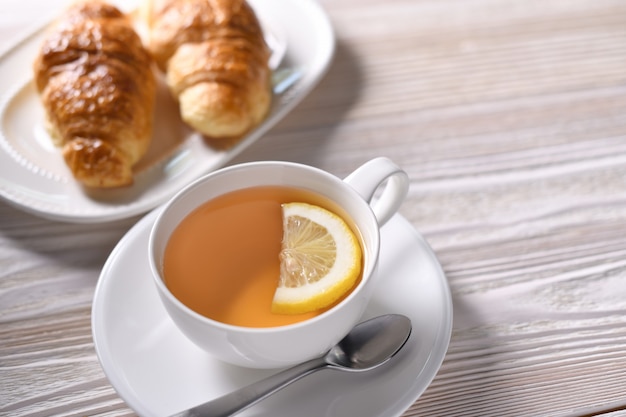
[170, 314, 412, 417]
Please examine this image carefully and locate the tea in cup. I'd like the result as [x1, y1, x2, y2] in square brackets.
[149, 157, 409, 368]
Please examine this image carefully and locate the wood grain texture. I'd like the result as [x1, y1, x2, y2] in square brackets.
[2, 0, 626, 415]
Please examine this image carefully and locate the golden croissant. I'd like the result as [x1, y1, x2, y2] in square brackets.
[143, 0, 272, 140]
[33, 1, 156, 188]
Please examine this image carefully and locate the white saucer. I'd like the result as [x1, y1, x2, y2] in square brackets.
[92, 208, 452, 417]
[0, 0, 334, 223]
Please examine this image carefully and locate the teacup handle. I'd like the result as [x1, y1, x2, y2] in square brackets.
[344, 157, 409, 226]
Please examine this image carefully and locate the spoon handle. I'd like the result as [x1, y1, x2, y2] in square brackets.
[170, 357, 328, 417]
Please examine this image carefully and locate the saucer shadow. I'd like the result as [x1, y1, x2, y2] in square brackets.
[231, 39, 364, 167]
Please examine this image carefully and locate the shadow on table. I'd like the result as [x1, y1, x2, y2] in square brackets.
[232, 39, 364, 168]
[0, 201, 138, 273]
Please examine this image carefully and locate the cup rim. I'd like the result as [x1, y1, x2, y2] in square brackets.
[148, 160, 381, 334]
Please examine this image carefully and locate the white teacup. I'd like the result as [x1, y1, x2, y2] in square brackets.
[149, 157, 409, 368]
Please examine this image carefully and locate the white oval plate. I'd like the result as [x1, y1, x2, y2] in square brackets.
[0, 0, 334, 223]
[92, 209, 453, 417]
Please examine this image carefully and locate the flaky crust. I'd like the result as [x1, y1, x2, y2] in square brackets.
[145, 0, 271, 139]
[33, 1, 156, 188]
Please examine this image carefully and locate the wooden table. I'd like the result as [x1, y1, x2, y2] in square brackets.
[2, 0, 626, 415]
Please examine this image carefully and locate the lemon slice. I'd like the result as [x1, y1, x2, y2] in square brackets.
[272, 202, 362, 315]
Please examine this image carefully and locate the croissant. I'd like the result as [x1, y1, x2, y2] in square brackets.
[33, 1, 156, 188]
[143, 0, 271, 140]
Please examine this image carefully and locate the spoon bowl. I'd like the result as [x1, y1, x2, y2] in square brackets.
[326, 314, 412, 371]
